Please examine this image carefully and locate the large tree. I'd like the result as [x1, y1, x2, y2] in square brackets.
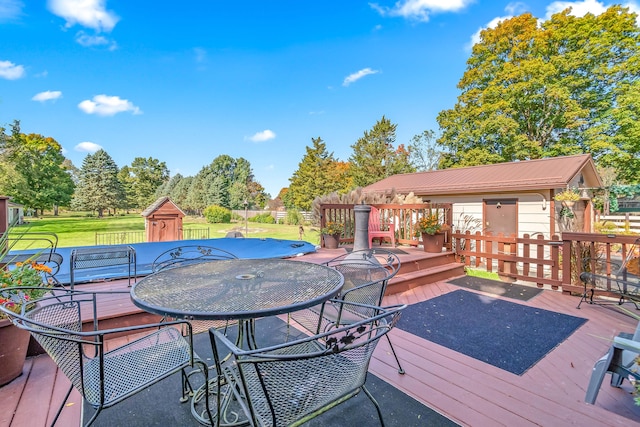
[0, 121, 75, 215]
[126, 157, 170, 209]
[349, 116, 414, 187]
[288, 137, 351, 210]
[437, 6, 640, 182]
[72, 149, 123, 217]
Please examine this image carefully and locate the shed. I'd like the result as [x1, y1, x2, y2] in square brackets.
[141, 197, 185, 242]
[363, 154, 603, 238]
[8, 201, 24, 225]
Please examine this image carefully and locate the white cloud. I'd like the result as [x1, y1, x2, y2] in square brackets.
[246, 130, 276, 142]
[343, 68, 379, 86]
[32, 90, 62, 102]
[75, 31, 117, 49]
[75, 141, 102, 153]
[371, 0, 475, 22]
[545, 0, 607, 19]
[78, 94, 142, 116]
[0, 59, 25, 79]
[48, 0, 119, 32]
[0, 0, 24, 22]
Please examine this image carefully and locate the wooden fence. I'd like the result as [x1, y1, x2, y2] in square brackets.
[451, 230, 639, 294]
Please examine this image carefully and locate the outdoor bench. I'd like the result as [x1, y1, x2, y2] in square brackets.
[70, 245, 136, 289]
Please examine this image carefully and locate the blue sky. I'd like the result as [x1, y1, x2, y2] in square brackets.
[1, 0, 638, 197]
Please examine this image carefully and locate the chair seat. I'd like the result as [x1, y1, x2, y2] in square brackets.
[83, 326, 194, 407]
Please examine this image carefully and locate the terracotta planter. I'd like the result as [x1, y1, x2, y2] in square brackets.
[421, 232, 445, 253]
[0, 318, 30, 387]
[323, 233, 341, 249]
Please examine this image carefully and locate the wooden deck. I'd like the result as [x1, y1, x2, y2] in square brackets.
[2, 248, 640, 426]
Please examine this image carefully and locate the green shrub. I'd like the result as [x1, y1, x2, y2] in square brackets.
[231, 212, 244, 222]
[249, 213, 275, 223]
[203, 205, 231, 223]
[285, 209, 304, 225]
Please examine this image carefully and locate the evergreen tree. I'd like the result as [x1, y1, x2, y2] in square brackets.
[288, 137, 349, 211]
[349, 116, 414, 188]
[72, 149, 122, 217]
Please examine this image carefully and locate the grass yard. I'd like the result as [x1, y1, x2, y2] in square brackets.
[11, 213, 321, 249]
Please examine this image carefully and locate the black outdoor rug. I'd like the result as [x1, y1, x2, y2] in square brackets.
[85, 317, 458, 426]
[447, 275, 543, 301]
[395, 289, 587, 375]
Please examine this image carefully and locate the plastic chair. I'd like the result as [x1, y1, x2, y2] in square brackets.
[368, 207, 395, 247]
[585, 321, 640, 404]
[151, 245, 238, 273]
[210, 301, 405, 427]
[291, 249, 406, 374]
[0, 288, 212, 427]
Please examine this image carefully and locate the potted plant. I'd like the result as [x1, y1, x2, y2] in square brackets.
[0, 230, 53, 386]
[320, 221, 344, 249]
[416, 213, 448, 253]
[555, 188, 580, 208]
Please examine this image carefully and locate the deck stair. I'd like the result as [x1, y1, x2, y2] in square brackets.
[387, 251, 464, 295]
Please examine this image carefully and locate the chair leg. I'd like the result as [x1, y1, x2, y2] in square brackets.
[386, 334, 405, 374]
[362, 385, 385, 427]
[50, 383, 73, 427]
[585, 354, 612, 404]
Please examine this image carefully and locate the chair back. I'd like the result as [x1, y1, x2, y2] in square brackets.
[211, 302, 405, 427]
[151, 245, 238, 272]
[368, 207, 383, 232]
[325, 249, 400, 313]
[4, 291, 98, 398]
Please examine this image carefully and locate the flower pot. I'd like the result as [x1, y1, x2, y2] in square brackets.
[323, 233, 341, 249]
[0, 318, 30, 387]
[561, 200, 576, 209]
[422, 232, 445, 253]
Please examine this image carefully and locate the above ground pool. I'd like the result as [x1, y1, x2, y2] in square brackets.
[12, 238, 318, 286]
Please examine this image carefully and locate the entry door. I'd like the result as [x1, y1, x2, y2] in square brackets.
[484, 199, 517, 237]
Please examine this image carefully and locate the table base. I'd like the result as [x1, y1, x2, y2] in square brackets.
[191, 377, 249, 426]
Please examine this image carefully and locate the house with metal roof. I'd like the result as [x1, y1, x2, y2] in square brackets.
[363, 154, 602, 238]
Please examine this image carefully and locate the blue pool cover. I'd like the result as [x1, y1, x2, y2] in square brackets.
[11, 238, 318, 285]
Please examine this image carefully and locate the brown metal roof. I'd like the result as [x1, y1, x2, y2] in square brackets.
[363, 154, 602, 195]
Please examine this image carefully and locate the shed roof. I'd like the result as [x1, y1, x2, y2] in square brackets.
[141, 196, 186, 217]
[363, 154, 602, 195]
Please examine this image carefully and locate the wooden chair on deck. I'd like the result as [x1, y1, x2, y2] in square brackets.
[368, 206, 395, 247]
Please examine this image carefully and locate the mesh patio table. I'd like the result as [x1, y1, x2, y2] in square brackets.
[130, 258, 344, 426]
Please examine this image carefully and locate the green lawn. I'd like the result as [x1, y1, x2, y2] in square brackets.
[11, 213, 321, 249]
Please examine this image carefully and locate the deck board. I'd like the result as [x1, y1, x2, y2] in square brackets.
[2, 250, 640, 426]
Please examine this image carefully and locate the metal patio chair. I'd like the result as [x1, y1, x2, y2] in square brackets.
[210, 301, 405, 427]
[290, 249, 405, 373]
[585, 320, 640, 404]
[151, 245, 238, 273]
[0, 288, 212, 427]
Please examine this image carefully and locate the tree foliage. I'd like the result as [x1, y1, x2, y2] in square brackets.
[72, 149, 123, 217]
[349, 116, 414, 187]
[0, 121, 75, 215]
[125, 157, 169, 209]
[408, 130, 442, 172]
[436, 6, 640, 183]
[288, 137, 352, 210]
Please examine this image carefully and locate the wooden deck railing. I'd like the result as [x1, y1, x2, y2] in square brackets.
[319, 203, 453, 247]
[451, 230, 639, 294]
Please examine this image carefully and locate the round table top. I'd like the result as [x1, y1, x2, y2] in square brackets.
[130, 258, 344, 320]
